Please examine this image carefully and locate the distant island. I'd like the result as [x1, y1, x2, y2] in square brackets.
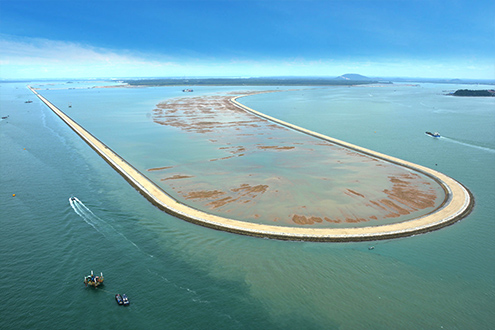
[452, 89, 495, 97]
[124, 74, 382, 87]
[334, 73, 373, 81]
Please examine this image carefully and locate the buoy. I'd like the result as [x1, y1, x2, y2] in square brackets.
[12, 193, 16, 197]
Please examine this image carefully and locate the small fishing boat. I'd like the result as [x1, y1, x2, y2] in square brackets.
[84, 270, 104, 287]
[122, 294, 130, 306]
[115, 294, 123, 305]
[425, 131, 441, 138]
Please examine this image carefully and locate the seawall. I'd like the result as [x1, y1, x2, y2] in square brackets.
[29, 86, 473, 242]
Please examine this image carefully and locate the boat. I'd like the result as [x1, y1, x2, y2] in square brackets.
[115, 294, 123, 305]
[182, 89, 193, 92]
[25, 100, 33, 103]
[425, 131, 441, 138]
[122, 294, 130, 306]
[84, 270, 104, 287]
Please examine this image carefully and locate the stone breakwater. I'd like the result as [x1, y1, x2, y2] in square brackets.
[29, 86, 473, 242]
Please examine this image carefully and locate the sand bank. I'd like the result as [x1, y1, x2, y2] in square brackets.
[29, 86, 473, 241]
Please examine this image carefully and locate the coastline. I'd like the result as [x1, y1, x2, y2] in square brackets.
[29, 86, 474, 242]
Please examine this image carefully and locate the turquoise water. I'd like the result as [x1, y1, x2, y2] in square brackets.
[1, 82, 494, 329]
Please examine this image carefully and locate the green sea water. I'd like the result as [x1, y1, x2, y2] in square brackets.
[1, 82, 494, 329]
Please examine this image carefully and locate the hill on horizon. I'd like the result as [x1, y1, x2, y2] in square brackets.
[335, 73, 372, 81]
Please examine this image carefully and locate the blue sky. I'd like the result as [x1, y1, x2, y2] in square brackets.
[1, 0, 493, 79]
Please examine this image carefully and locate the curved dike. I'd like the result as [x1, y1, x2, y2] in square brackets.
[29, 86, 473, 241]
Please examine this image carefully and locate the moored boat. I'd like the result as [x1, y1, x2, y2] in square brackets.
[115, 294, 123, 305]
[122, 294, 130, 306]
[84, 270, 104, 287]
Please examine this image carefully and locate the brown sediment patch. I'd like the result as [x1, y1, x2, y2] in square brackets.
[324, 217, 342, 223]
[291, 215, 324, 225]
[185, 190, 225, 200]
[147, 166, 174, 172]
[152, 94, 274, 138]
[231, 183, 269, 195]
[257, 146, 295, 150]
[292, 215, 311, 225]
[384, 212, 401, 219]
[370, 200, 388, 211]
[309, 216, 323, 223]
[208, 196, 238, 208]
[345, 189, 365, 198]
[162, 174, 194, 181]
[181, 183, 269, 210]
[351, 173, 440, 220]
[346, 217, 367, 223]
[219, 145, 246, 154]
[389, 177, 409, 185]
[384, 174, 437, 210]
[379, 199, 411, 215]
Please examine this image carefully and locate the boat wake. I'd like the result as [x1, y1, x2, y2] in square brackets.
[442, 137, 495, 154]
[69, 197, 152, 256]
[69, 197, 104, 235]
[41, 107, 69, 147]
[70, 196, 214, 307]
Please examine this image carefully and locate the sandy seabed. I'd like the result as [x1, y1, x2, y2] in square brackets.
[149, 92, 447, 228]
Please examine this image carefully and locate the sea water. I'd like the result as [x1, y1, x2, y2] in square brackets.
[1, 81, 494, 329]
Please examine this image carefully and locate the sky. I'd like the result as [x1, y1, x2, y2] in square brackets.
[0, 0, 494, 80]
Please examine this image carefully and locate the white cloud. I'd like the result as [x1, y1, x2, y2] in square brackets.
[1, 34, 493, 80]
[0, 35, 151, 65]
[0, 34, 183, 78]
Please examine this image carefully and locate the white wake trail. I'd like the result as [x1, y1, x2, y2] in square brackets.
[69, 197, 151, 256]
[441, 137, 495, 154]
[69, 197, 105, 236]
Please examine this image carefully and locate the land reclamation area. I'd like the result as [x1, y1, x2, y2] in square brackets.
[29, 85, 473, 241]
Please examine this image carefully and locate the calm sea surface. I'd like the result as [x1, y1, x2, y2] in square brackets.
[1, 81, 494, 329]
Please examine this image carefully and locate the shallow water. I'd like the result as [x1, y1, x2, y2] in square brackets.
[1, 81, 494, 329]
